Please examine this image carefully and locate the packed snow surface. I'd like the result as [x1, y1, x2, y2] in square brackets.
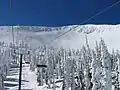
[4, 64, 62, 90]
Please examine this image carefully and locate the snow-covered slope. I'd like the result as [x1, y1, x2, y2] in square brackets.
[1, 25, 120, 51]
[51, 25, 120, 52]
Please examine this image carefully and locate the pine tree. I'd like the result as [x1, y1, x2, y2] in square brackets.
[92, 41, 103, 90]
[82, 45, 91, 90]
[71, 51, 76, 90]
[111, 50, 119, 90]
[116, 50, 120, 89]
[84, 35, 93, 90]
[100, 38, 112, 90]
[76, 50, 85, 90]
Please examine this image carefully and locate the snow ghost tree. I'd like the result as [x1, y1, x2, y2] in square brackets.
[92, 41, 103, 90]
[100, 38, 112, 90]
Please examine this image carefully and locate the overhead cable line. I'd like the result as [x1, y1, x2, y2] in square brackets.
[49, 0, 120, 45]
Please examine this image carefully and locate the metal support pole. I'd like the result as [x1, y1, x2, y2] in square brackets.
[19, 54, 23, 90]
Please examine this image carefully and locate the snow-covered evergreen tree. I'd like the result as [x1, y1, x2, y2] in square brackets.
[92, 41, 103, 90]
[100, 38, 112, 90]
[111, 50, 119, 90]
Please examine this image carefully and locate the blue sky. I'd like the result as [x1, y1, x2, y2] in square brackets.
[0, 0, 120, 26]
